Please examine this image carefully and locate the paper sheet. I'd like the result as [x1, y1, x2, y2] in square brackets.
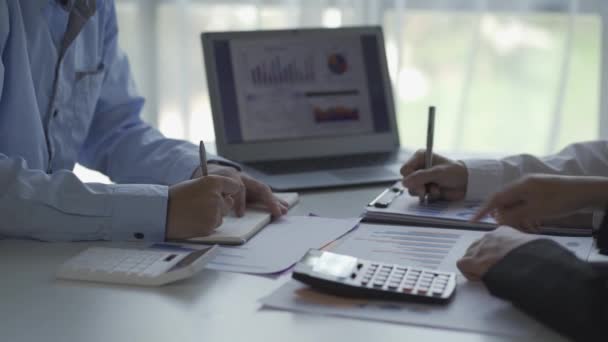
[261, 223, 593, 337]
[205, 216, 360, 274]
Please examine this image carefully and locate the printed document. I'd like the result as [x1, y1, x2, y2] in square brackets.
[261, 223, 593, 337]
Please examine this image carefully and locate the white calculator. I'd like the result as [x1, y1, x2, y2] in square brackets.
[56, 244, 219, 286]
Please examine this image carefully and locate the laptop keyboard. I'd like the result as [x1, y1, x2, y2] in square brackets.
[247, 152, 401, 175]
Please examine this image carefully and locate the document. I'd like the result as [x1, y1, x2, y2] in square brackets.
[205, 216, 360, 274]
[260, 223, 593, 337]
[365, 183, 591, 236]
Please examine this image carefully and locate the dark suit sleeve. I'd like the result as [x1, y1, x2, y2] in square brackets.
[482, 239, 608, 342]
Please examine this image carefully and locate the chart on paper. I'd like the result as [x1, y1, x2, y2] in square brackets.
[330, 223, 594, 273]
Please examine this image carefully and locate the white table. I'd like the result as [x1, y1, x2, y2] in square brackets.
[0, 184, 566, 342]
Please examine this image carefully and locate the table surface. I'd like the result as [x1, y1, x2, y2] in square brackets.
[0, 184, 566, 342]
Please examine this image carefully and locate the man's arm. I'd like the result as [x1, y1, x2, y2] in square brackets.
[482, 239, 608, 342]
[0, 155, 168, 242]
[465, 141, 608, 200]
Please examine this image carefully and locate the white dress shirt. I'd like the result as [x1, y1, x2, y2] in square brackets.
[463, 140, 608, 227]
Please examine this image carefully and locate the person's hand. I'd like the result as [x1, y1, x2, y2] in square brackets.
[457, 226, 539, 281]
[471, 175, 608, 232]
[203, 164, 288, 217]
[401, 149, 468, 201]
[166, 175, 241, 240]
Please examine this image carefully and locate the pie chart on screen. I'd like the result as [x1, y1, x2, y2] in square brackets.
[328, 53, 348, 75]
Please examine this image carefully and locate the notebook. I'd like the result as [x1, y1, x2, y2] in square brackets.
[183, 192, 299, 245]
[364, 183, 592, 236]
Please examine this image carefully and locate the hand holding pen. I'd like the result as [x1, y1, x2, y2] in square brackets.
[400, 107, 469, 202]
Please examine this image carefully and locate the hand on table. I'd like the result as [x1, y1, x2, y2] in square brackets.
[457, 226, 539, 281]
[401, 149, 468, 201]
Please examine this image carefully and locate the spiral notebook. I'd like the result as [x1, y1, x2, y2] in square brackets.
[181, 192, 299, 245]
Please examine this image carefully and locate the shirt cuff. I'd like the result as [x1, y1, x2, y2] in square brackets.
[109, 184, 168, 242]
[462, 159, 504, 201]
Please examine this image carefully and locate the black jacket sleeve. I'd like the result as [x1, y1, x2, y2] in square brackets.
[482, 239, 608, 342]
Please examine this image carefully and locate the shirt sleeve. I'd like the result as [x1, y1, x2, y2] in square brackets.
[0, 155, 167, 242]
[482, 239, 608, 342]
[462, 140, 608, 200]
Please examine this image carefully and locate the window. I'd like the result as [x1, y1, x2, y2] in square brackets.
[115, 0, 602, 156]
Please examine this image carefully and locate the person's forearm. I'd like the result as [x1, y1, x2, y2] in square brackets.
[579, 176, 608, 210]
[483, 239, 608, 342]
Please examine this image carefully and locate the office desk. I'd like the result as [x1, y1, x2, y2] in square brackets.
[0, 185, 566, 342]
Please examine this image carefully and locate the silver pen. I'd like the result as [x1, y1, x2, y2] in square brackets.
[199, 140, 208, 177]
[424, 106, 435, 205]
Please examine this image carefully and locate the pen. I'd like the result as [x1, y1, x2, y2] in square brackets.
[424, 106, 435, 205]
[199, 140, 208, 177]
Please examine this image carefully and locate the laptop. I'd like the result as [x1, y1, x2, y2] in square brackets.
[202, 26, 407, 191]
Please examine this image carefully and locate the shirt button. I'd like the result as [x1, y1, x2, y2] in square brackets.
[133, 233, 144, 240]
[53, 110, 58, 118]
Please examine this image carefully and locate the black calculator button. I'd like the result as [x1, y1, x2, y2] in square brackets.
[357, 263, 363, 270]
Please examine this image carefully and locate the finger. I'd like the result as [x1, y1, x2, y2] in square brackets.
[403, 167, 445, 192]
[234, 186, 246, 217]
[279, 203, 289, 215]
[209, 175, 242, 196]
[428, 184, 441, 201]
[463, 238, 482, 257]
[471, 193, 506, 222]
[221, 195, 235, 216]
[400, 149, 427, 177]
[246, 178, 283, 217]
[456, 257, 482, 281]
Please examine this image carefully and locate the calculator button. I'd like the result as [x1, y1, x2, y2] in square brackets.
[388, 285, 399, 290]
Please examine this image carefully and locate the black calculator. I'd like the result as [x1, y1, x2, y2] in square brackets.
[292, 249, 456, 304]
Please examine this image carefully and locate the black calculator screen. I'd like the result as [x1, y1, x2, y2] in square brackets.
[303, 252, 357, 278]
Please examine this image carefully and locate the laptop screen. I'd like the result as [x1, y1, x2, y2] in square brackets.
[211, 32, 392, 144]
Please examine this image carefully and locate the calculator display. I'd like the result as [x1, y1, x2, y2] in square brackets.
[307, 252, 357, 278]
